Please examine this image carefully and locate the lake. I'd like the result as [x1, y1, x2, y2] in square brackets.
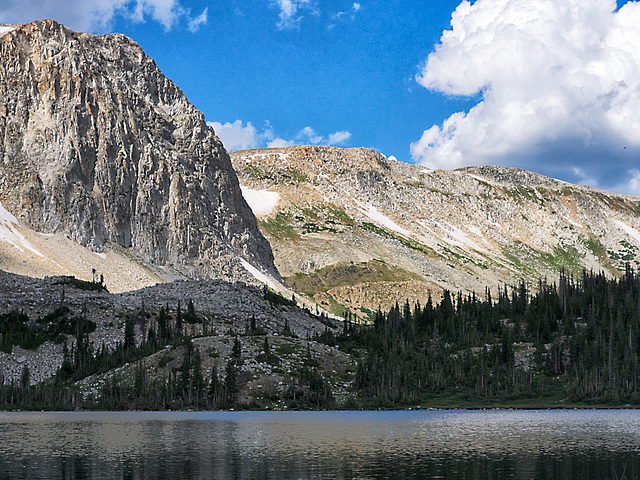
[0, 410, 639, 479]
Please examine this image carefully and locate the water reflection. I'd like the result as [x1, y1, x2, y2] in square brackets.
[0, 410, 639, 479]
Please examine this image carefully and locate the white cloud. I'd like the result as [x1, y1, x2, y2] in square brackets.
[208, 120, 262, 151]
[208, 120, 352, 151]
[187, 7, 207, 33]
[267, 138, 295, 148]
[622, 170, 640, 197]
[412, 0, 640, 190]
[296, 126, 352, 146]
[328, 130, 352, 145]
[571, 167, 599, 188]
[331, 2, 361, 23]
[0, 0, 205, 33]
[298, 126, 323, 144]
[271, 0, 317, 30]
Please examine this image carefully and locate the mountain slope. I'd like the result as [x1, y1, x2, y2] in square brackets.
[0, 20, 276, 285]
[231, 145, 640, 316]
[0, 269, 350, 408]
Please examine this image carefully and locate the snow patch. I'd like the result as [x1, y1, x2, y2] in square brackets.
[418, 219, 487, 253]
[467, 174, 490, 184]
[467, 225, 484, 237]
[615, 221, 640, 244]
[94, 252, 108, 260]
[240, 186, 280, 216]
[239, 258, 279, 291]
[354, 199, 410, 236]
[0, 202, 43, 256]
[0, 26, 16, 35]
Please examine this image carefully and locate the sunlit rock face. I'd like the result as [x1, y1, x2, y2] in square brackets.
[0, 20, 276, 278]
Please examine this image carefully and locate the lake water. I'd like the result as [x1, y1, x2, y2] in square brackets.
[0, 410, 639, 479]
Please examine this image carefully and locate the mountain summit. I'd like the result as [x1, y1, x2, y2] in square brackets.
[0, 20, 276, 284]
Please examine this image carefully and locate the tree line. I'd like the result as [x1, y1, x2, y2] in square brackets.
[347, 266, 640, 406]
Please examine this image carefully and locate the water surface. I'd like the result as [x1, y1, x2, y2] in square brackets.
[0, 410, 639, 479]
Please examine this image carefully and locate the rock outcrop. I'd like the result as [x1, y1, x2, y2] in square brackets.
[0, 20, 276, 278]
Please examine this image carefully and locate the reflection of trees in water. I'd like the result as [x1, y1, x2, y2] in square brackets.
[1, 412, 640, 479]
[4, 450, 640, 479]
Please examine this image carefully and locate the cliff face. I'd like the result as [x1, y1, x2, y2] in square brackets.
[0, 20, 276, 278]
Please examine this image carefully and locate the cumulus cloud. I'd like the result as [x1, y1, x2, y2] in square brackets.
[271, 0, 318, 30]
[412, 0, 640, 192]
[0, 0, 206, 33]
[208, 120, 352, 151]
[208, 120, 263, 151]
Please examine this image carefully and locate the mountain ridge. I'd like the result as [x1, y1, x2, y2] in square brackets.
[231, 145, 640, 317]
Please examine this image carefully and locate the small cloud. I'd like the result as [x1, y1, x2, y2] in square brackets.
[130, 0, 186, 31]
[208, 120, 261, 151]
[271, 0, 317, 30]
[571, 167, 598, 188]
[331, 2, 362, 22]
[328, 130, 352, 145]
[187, 7, 207, 33]
[618, 170, 640, 197]
[209, 119, 352, 150]
[267, 138, 295, 148]
[298, 126, 323, 144]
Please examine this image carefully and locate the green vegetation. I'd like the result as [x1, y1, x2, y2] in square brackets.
[360, 222, 435, 256]
[286, 260, 420, 296]
[259, 211, 297, 239]
[283, 167, 308, 184]
[53, 275, 107, 292]
[585, 236, 611, 266]
[260, 205, 357, 239]
[503, 185, 543, 204]
[0, 307, 96, 353]
[340, 267, 640, 408]
[503, 242, 583, 276]
[246, 165, 273, 181]
[6, 266, 640, 411]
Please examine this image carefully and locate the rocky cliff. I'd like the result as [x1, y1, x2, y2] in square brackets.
[231, 145, 640, 317]
[0, 20, 276, 280]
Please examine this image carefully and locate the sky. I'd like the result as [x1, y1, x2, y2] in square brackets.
[1, 0, 639, 195]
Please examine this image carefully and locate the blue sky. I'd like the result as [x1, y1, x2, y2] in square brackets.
[1, 0, 640, 194]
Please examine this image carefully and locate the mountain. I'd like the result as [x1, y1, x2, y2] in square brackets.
[0, 20, 276, 289]
[231, 145, 640, 317]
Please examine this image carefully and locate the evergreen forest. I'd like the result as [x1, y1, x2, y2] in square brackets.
[2, 268, 640, 410]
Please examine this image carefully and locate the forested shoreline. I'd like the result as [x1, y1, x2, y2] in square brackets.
[2, 268, 640, 410]
[348, 266, 640, 407]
